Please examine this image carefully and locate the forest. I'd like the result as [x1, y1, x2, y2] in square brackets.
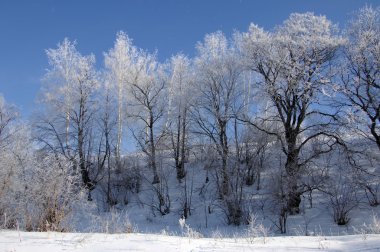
[0, 6, 379, 236]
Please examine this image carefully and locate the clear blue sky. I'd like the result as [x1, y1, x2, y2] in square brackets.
[0, 0, 378, 117]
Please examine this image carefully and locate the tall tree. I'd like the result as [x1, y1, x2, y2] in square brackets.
[167, 54, 194, 181]
[128, 50, 167, 184]
[193, 31, 244, 197]
[342, 6, 380, 151]
[38, 38, 99, 192]
[239, 13, 343, 214]
[104, 32, 136, 165]
[0, 95, 19, 202]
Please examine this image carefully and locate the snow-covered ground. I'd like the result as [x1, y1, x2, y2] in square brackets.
[1, 230, 380, 252]
[2, 156, 380, 251]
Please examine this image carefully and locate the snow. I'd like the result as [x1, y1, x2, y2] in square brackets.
[1, 230, 380, 252]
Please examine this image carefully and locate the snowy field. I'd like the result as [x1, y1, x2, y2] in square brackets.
[1, 231, 380, 252]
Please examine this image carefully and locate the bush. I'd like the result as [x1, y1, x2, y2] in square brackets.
[328, 179, 358, 225]
[23, 156, 82, 231]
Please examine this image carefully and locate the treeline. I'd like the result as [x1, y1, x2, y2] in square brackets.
[0, 6, 379, 233]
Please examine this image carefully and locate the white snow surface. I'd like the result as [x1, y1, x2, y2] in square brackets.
[1, 230, 380, 252]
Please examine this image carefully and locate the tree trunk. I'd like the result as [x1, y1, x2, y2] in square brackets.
[256, 171, 261, 190]
[285, 133, 301, 215]
[175, 111, 186, 181]
[370, 119, 380, 152]
[116, 82, 123, 164]
[221, 153, 229, 196]
[220, 121, 229, 196]
[179, 110, 187, 179]
[149, 115, 160, 184]
[78, 93, 93, 192]
[285, 151, 301, 215]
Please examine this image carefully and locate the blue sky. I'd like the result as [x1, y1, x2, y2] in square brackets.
[0, 0, 378, 117]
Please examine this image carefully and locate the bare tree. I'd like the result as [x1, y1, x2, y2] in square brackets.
[97, 79, 118, 208]
[127, 51, 167, 185]
[325, 147, 359, 225]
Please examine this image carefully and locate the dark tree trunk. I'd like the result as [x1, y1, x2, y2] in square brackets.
[174, 110, 187, 181]
[220, 121, 229, 196]
[78, 93, 93, 192]
[284, 170, 302, 215]
[149, 113, 160, 184]
[221, 154, 229, 196]
[284, 137, 301, 214]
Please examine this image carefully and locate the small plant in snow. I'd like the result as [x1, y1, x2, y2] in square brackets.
[293, 204, 313, 236]
[355, 213, 380, 236]
[367, 214, 380, 234]
[318, 237, 329, 250]
[159, 227, 170, 236]
[100, 209, 134, 234]
[211, 228, 224, 239]
[179, 217, 203, 239]
[246, 213, 269, 244]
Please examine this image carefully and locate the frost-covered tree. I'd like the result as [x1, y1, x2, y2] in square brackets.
[104, 32, 136, 165]
[37, 38, 99, 193]
[193, 31, 244, 198]
[0, 95, 18, 150]
[127, 50, 167, 185]
[96, 76, 118, 207]
[342, 6, 380, 151]
[167, 54, 194, 181]
[239, 13, 344, 214]
[0, 124, 33, 229]
[0, 95, 20, 226]
[337, 6, 380, 207]
[165, 54, 196, 219]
